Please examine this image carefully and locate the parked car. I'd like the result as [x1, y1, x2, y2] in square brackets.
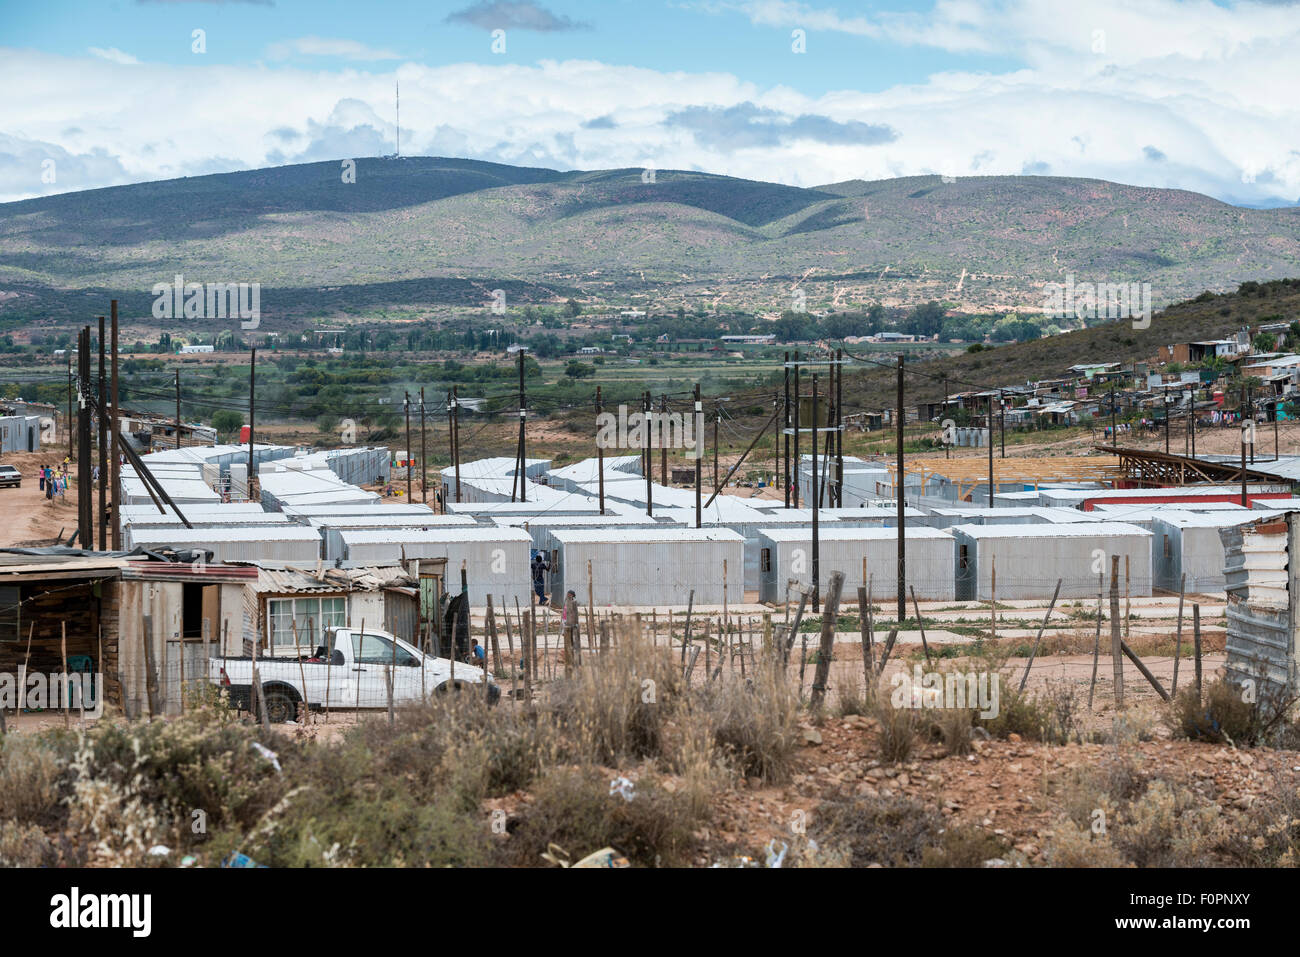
[0, 465, 20, 488]
[210, 626, 497, 722]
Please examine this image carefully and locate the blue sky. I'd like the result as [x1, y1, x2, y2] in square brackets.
[3, 0, 1020, 94]
[2, 0, 1298, 204]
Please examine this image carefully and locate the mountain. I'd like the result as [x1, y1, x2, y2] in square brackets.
[1, 157, 1298, 326]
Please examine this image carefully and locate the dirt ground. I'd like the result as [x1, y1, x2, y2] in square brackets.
[0, 444, 83, 546]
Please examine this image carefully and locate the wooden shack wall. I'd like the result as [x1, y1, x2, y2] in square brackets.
[0, 577, 114, 703]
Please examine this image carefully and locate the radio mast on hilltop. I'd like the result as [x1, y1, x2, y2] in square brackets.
[395, 81, 400, 157]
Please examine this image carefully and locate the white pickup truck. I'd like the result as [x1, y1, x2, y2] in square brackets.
[210, 626, 497, 723]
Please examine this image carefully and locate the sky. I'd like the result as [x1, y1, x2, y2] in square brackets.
[1, 0, 1298, 205]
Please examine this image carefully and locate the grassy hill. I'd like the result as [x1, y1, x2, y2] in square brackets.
[1, 157, 1298, 326]
[837, 279, 1300, 413]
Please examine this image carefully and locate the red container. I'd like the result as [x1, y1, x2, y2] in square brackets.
[239, 425, 251, 443]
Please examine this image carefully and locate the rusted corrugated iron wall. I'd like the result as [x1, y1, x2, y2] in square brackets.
[1220, 514, 1296, 701]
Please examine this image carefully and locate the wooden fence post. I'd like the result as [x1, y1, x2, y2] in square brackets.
[809, 572, 845, 709]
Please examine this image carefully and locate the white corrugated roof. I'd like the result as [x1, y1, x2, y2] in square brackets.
[338, 527, 532, 544]
[949, 522, 1151, 539]
[312, 515, 477, 528]
[549, 527, 745, 544]
[129, 525, 322, 543]
[757, 526, 953, 543]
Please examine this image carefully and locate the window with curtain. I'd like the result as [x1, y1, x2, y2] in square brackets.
[267, 596, 346, 654]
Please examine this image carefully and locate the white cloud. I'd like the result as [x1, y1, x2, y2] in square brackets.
[265, 36, 403, 61]
[2, 0, 1298, 206]
[87, 47, 139, 65]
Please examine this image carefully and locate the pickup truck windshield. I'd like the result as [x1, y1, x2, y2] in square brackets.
[351, 633, 420, 667]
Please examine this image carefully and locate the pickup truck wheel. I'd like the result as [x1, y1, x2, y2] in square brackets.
[261, 688, 297, 724]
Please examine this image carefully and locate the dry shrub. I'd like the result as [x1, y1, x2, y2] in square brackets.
[506, 765, 706, 867]
[837, 674, 870, 717]
[0, 820, 59, 868]
[873, 693, 920, 764]
[1044, 819, 1129, 868]
[1164, 677, 1295, 747]
[978, 680, 1047, 740]
[689, 662, 799, 784]
[1045, 758, 1218, 867]
[1037, 679, 1082, 745]
[0, 736, 65, 826]
[1215, 768, 1300, 866]
[927, 707, 974, 756]
[812, 792, 1007, 867]
[548, 636, 682, 765]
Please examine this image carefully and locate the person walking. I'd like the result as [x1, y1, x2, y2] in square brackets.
[531, 551, 551, 606]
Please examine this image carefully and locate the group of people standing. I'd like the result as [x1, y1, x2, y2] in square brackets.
[38, 458, 71, 500]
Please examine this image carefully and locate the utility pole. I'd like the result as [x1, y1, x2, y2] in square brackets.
[643, 391, 653, 517]
[1241, 383, 1249, 508]
[453, 386, 461, 504]
[66, 353, 73, 456]
[942, 375, 949, 460]
[999, 389, 1005, 458]
[660, 394, 668, 486]
[694, 384, 702, 529]
[248, 347, 256, 502]
[514, 350, 527, 503]
[420, 388, 427, 504]
[835, 348, 844, 507]
[811, 373, 820, 611]
[988, 393, 995, 507]
[1170, 395, 1180, 457]
[1190, 387, 1196, 459]
[110, 300, 121, 550]
[1275, 395, 1280, 462]
[713, 404, 719, 492]
[447, 388, 461, 506]
[783, 351, 791, 507]
[404, 392, 412, 500]
[1110, 384, 1116, 442]
[98, 317, 107, 550]
[793, 351, 801, 508]
[77, 327, 91, 549]
[596, 385, 605, 516]
[896, 354, 906, 622]
[1248, 385, 1255, 466]
[174, 368, 181, 449]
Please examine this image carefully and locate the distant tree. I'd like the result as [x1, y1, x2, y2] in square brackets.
[904, 301, 946, 337]
[564, 359, 596, 379]
[772, 310, 813, 342]
[212, 410, 244, 439]
[564, 298, 582, 318]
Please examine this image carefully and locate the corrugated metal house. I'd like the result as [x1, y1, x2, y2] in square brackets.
[1152, 512, 1264, 594]
[125, 525, 324, 563]
[317, 515, 478, 561]
[756, 526, 955, 604]
[550, 527, 746, 606]
[334, 527, 531, 607]
[492, 511, 664, 552]
[951, 522, 1152, 600]
[0, 415, 45, 452]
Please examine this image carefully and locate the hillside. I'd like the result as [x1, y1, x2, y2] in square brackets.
[1, 157, 1298, 326]
[837, 279, 1300, 412]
